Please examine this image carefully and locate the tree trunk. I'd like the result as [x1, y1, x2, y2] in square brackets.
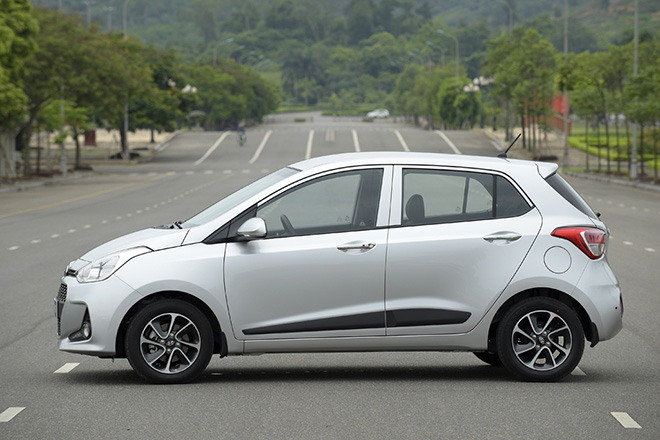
[596, 118, 601, 172]
[73, 126, 82, 169]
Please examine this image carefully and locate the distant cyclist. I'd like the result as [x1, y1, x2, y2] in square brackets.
[237, 124, 246, 146]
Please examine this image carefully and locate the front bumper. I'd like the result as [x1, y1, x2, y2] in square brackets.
[55, 274, 143, 356]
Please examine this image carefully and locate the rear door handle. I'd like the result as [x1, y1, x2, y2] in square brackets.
[337, 242, 376, 252]
[483, 232, 522, 243]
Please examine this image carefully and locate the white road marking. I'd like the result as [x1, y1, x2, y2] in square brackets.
[31, 240, 41, 244]
[352, 129, 360, 152]
[611, 412, 641, 429]
[491, 140, 504, 151]
[101, 220, 108, 224]
[249, 130, 273, 164]
[204, 170, 213, 174]
[51, 234, 60, 238]
[54, 363, 80, 374]
[260, 169, 270, 173]
[571, 367, 586, 376]
[194, 131, 230, 166]
[242, 169, 250, 174]
[623, 241, 633, 246]
[434, 130, 462, 154]
[305, 129, 315, 159]
[645, 248, 656, 253]
[8, 246, 19, 251]
[394, 129, 410, 152]
[68, 229, 76, 233]
[0, 407, 25, 422]
[223, 170, 232, 174]
[84, 224, 91, 228]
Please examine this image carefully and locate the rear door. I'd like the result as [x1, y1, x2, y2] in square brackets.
[385, 166, 542, 335]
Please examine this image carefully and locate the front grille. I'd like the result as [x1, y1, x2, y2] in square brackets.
[56, 284, 67, 336]
[57, 284, 67, 302]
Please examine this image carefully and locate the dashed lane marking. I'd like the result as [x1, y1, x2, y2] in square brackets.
[571, 367, 586, 376]
[54, 363, 80, 374]
[434, 130, 462, 154]
[394, 129, 410, 152]
[0, 407, 25, 423]
[194, 131, 230, 166]
[352, 129, 361, 152]
[611, 412, 642, 429]
[305, 129, 315, 159]
[0, 174, 169, 219]
[645, 248, 656, 253]
[249, 130, 273, 164]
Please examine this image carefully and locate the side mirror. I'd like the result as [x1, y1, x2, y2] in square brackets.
[237, 217, 267, 240]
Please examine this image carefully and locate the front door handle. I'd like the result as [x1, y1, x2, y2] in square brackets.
[337, 242, 376, 252]
[483, 232, 522, 244]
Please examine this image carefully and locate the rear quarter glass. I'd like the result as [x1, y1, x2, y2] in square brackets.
[545, 173, 598, 220]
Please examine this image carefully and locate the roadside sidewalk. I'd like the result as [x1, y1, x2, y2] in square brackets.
[481, 127, 660, 194]
[0, 129, 180, 194]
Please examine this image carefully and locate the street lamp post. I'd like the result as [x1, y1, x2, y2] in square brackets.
[425, 41, 445, 66]
[213, 38, 234, 66]
[437, 29, 459, 88]
[122, 0, 131, 158]
[562, 0, 570, 168]
[494, 0, 513, 30]
[83, 1, 94, 26]
[103, 6, 114, 31]
[630, 0, 639, 179]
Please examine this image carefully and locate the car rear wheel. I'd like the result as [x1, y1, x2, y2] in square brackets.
[125, 299, 213, 384]
[496, 297, 584, 382]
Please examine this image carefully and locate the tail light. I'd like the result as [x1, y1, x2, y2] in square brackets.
[551, 227, 607, 260]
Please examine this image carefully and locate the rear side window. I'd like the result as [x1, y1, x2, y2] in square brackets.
[545, 174, 598, 219]
[402, 169, 532, 226]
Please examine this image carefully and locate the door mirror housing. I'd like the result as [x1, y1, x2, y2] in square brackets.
[237, 217, 267, 240]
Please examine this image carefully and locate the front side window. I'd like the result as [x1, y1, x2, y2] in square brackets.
[257, 169, 383, 237]
[402, 169, 531, 225]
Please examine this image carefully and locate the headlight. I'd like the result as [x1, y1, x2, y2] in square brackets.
[76, 247, 152, 283]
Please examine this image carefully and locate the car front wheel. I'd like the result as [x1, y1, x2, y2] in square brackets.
[496, 297, 584, 382]
[125, 299, 214, 384]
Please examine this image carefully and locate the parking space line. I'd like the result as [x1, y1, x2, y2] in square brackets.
[611, 412, 642, 429]
[434, 130, 462, 154]
[305, 129, 315, 159]
[0, 407, 25, 423]
[352, 129, 361, 152]
[249, 130, 273, 164]
[194, 131, 230, 166]
[54, 362, 80, 374]
[394, 130, 410, 152]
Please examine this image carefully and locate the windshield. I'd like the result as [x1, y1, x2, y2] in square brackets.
[182, 167, 299, 227]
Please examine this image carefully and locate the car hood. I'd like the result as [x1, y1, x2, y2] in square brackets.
[77, 227, 189, 263]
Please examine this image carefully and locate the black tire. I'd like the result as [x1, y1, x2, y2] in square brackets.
[473, 351, 503, 367]
[125, 299, 214, 384]
[496, 297, 584, 382]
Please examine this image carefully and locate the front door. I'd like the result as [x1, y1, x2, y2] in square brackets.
[224, 167, 391, 340]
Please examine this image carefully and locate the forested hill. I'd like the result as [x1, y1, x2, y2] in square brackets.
[32, 0, 659, 111]
[36, 0, 659, 57]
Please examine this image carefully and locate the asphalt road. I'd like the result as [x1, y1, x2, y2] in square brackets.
[1, 113, 658, 439]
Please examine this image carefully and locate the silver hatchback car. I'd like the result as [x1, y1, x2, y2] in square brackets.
[55, 152, 623, 383]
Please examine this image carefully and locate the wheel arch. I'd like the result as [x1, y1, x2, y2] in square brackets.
[114, 291, 226, 358]
[485, 288, 595, 352]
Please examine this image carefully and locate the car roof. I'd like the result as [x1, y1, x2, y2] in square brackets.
[289, 152, 558, 178]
